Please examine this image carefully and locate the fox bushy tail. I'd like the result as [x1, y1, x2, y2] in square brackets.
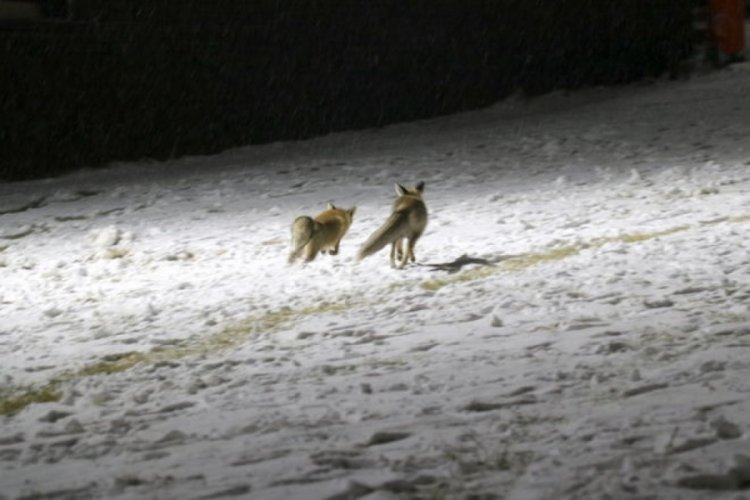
[288, 216, 315, 264]
[357, 212, 407, 260]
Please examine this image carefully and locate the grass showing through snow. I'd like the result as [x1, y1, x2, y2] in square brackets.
[0, 302, 358, 415]
[0, 217, 745, 415]
[421, 225, 690, 291]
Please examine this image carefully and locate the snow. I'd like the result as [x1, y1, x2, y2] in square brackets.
[2, 63, 750, 500]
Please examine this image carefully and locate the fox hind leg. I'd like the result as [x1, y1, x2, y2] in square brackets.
[288, 239, 307, 264]
[397, 239, 410, 268]
[304, 243, 320, 262]
[406, 233, 421, 263]
[329, 238, 341, 256]
[389, 241, 399, 268]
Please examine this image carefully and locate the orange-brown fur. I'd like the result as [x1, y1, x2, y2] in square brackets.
[288, 203, 356, 264]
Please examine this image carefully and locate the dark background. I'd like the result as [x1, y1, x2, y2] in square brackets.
[1, 0, 695, 181]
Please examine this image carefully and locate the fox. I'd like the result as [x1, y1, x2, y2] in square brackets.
[288, 203, 356, 264]
[357, 181, 428, 268]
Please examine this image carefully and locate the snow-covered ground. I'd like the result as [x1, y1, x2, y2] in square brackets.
[2, 62, 750, 500]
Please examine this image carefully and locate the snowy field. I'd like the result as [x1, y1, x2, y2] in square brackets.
[2, 61, 750, 500]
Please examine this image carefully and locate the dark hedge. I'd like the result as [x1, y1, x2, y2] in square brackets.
[0, 0, 694, 180]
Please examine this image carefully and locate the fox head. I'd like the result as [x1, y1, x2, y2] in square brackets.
[395, 181, 425, 198]
[327, 202, 356, 225]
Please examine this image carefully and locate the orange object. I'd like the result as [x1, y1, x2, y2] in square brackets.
[709, 0, 746, 55]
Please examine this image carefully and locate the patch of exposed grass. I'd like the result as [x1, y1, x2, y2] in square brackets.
[70, 301, 360, 379]
[260, 238, 285, 246]
[0, 383, 62, 416]
[501, 244, 581, 271]
[614, 225, 689, 244]
[1, 300, 361, 416]
[422, 243, 581, 291]
[79, 301, 357, 375]
[76, 351, 151, 377]
[387, 280, 414, 293]
[421, 266, 497, 291]
[202, 301, 356, 351]
[5, 215, 748, 416]
[420, 225, 693, 291]
[0, 245, 8, 253]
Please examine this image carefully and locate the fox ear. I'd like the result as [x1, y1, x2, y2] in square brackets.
[415, 181, 425, 193]
[395, 184, 407, 196]
[348, 206, 356, 217]
[327, 202, 336, 210]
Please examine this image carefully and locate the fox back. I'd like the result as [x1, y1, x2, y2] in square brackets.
[289, 203, 356, 264]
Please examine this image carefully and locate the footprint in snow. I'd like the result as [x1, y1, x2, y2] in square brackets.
[310, 449, 373, 469]
[365, 431, 412, 447]
[0, 225, 35, 240]
[197, 484, 253, 499]
[674, 455, 750, 491]
[462, 395, 538, 413]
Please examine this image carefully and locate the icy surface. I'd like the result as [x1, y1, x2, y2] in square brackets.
[2, 64, 750, 500]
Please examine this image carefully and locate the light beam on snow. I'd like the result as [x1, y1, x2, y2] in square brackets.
[3, 213, 750, 416]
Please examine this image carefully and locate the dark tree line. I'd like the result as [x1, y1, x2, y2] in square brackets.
[1, 0, 694, 180]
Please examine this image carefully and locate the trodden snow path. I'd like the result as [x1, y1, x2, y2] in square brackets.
[2, 63, 750, 500]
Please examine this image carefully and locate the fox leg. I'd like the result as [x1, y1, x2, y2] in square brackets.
[406, 233, 421, 263]
[394, 236, 410, 263]
[288, 239, 306, 264]
[389, 241, 398, 268]
[397, 239, 410, 268]
[390, 239, 408, 269]
[329, 239, 341, 256]
[303, 244, 319, 262]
